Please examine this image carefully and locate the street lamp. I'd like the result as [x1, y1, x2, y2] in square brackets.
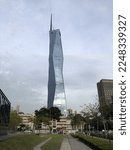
[97, 112, 101, 131]
[88, 116, 93, 135]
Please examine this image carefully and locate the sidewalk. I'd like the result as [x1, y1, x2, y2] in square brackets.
[60, 137, 71, 150]
[68, 135, 93, 150]
[60, 135, 93, 150]
[33, 137, 52, 150]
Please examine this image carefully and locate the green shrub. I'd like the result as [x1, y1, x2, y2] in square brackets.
[73, 134, 113, 150]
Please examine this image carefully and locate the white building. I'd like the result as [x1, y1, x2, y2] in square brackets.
[18, 112, 34, 130]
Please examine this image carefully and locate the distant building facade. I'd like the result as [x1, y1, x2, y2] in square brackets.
[18, 112, 34, 130]
[67, 109, 73, 116]
[0, 89, 11, 135]
[47, 15, 67, 115]
[51, 116, 72, 134]
[67, 109, 77, 117]
[97, 79, 113, 116]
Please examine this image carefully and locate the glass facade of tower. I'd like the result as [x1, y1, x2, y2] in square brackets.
[0, 89, 11, 127]
[47, 18, 67, 115]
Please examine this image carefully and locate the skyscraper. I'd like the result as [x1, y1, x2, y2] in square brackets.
[47, 15, 67, 115]
[97, 79, 113, 106]
[97, 79, 113, 116]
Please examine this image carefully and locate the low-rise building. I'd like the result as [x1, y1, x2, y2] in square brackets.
[51, 116, 73, 134]
[18, 112, 34, 130]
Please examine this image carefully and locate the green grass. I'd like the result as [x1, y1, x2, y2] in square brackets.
[73, 134, 113, 150]
[0, 134, 50, 150]
[41, 134, 64, 150]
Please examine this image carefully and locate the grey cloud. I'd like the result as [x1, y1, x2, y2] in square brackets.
[0, 0, 112, 113]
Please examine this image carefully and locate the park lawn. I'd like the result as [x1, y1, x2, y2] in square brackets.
[74, 134, 113, 150]
[0, 134, 50, 150]
[41, 134, 64, 150]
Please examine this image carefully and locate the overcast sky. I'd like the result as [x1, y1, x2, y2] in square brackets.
[0, 0, 112, 113]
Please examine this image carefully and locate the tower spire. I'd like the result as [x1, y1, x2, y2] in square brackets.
[50, 14, 52, 31]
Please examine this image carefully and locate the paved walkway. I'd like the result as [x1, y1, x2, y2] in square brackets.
[33, 137, 52, 150]
[60, 137, 71, 150]
[60, 135, 93, 150]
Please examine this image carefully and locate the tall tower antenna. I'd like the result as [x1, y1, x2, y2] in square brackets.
[50, 14, 52, 31]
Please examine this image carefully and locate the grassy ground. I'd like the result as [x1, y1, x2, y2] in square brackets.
[73, 134, 113, 150]
[41, 134, 64, 150]
[0, 134, 50, 150]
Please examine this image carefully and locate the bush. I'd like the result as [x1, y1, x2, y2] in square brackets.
[72, 134, 113, 150]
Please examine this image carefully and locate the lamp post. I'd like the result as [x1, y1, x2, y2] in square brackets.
[97, 112, 101, 131]
[88, 116, 93, 135]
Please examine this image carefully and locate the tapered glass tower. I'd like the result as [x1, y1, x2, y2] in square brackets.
[47, 16, 67, 115]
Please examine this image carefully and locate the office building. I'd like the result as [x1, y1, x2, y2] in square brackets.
[47, 15, 67, 115]
[0, 89, 11, 135]
[97, 79, 113, 115]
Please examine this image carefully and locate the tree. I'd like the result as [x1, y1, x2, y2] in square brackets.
[81, 103, 99, 117]
[35, 107, 61, 121]
[71, 114, 84, 131]
[35, 107, 50, 118]
[34, 107, 50, 129]
[34, 107, 62, 130]
[49, 107, 62, 121]
[99, 102, 113, 130]
[81, 102, 102, 131]
[9, 110, 22, 131]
